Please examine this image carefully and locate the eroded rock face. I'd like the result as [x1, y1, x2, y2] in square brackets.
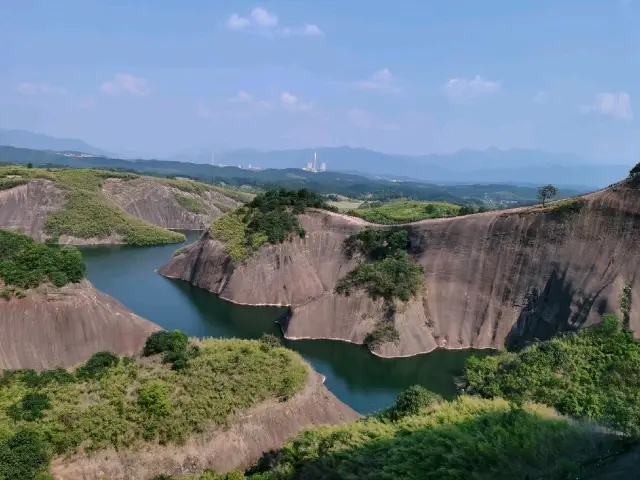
[160, 183, 640, 357]
[50, 369, 359, 480]
[102, 177, 241, 230]
[0, 180, 65, 241]
[0, 279, 160, 370]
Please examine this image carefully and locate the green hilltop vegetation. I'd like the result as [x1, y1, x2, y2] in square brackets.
[0, 166, 250, 246]
[348, 199, 474, 224]
[0, 229, 85, 299]
[0, 331, 307, 480]
[210, 188, 336, 263]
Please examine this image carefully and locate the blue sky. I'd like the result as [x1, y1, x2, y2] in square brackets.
[0, 0, 637, 159]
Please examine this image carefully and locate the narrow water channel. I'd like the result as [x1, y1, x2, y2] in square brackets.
[81, 231, 488, 414]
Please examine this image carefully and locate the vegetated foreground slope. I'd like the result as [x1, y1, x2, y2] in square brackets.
[0, 166, 243, 245]
[0, 229, 159, 369]
[161, 179, 640, 358]
[0, 332, 357, 480]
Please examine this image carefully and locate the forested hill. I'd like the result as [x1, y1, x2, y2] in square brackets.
[0, 145, 585, 205]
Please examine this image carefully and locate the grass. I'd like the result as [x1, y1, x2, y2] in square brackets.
[211, 210, 250, 262]
[545, 198, 588, 219]
[326, 199, 363, 211]
[349, 200, 461, 225]
[0, 166, 185, 245]
[171, 395, 621, 480]
[0, 335, 308, 478]
[175, 194, 207, 214]
[0, 229, 85, 293]
[463, 314, 640, 436]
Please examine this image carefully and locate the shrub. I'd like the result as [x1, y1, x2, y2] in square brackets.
[143, 330, 189, 357]
[336, 251, 424, 302]
[76, 351, 119, 379]
[143, 330, 199, 370]
[259, 333, 283, 351]
[343, 228, 410, 260]
[138, 381, 172, 416]
[0, 178, 29, 190]
[463, 314, 640, 435]
[175, 194, 207, 214]
[389, 386, 443, 420]
[7, 393, 52, 422]
[364, 322, 401, 348]
[0, 428, 51, 480]
[0, 230, 85, 290]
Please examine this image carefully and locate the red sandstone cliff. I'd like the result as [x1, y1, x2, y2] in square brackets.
[159, 182, 640, 358]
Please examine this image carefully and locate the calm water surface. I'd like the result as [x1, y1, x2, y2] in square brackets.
[81, 231, 488, 414]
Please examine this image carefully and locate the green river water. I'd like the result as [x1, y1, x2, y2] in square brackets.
[81, 231, 488, 414]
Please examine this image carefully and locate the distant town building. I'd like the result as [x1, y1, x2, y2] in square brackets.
[319, 162, 327, 172]
[303, 151, 324, 173]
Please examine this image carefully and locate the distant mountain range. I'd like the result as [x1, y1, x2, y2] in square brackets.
[0, 129, 632, 188]
[0, 129, 118, 158]
[210, 147, 630, 189]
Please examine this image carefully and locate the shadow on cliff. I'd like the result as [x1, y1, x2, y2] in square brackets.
[247, 408, 626, 480]
[505, 270, 609, 351]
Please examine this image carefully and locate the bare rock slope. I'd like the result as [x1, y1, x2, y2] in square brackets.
[102, 177, 241, 230]
[0, 279, 159, 370]
[160, 182, 640, 358]
[0, 179, 65, 241]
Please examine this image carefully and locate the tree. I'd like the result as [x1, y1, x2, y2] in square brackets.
[26, 162, 33, 169]
[629, 162, 640, 180]
[537, 184, 558, 207]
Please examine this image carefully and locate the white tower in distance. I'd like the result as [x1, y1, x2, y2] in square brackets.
[313, 151, 318, 172]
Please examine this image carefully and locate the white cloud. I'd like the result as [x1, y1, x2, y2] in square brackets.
[534, 90, 548, 103]
[75, 94, 96, 109]
[16, 82, 68, 96]
[228, 90, 253, 103]
[442, 75, 501, 102]
[100, 73, 150, 96]
[582, 92, 632, 120]
[226, 8, 323, 37]
[280, 91, 313, 112]
[354, 68, 397, 92]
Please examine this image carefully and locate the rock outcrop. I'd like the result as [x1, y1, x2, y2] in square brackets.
[0, 179, 65, 241]
[160, 182, 640, 358]
[50, 369, 359, 479]
[102, 177, 241, 230]
[0, 279, 160, 370]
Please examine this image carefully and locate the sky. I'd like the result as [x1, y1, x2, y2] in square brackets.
[0, 0, 638, 160]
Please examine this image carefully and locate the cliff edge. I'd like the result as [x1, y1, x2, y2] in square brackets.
[0, 279, 160, 370]
[160, 182, 640, 357]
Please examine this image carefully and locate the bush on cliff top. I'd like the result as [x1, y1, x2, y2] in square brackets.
[349, 199, 461, 224]
[211, 188, 335, 263]
[0, 335, 308, 478]
[0, 229, 85, 291]
[463, 314, 640, 436]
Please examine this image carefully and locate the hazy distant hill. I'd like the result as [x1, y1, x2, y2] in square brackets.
[212, 147, 629, 189]
[0, 129, 117, 158]
[0, 145, 587, 206]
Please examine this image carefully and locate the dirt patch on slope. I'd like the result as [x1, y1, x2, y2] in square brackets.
[160, 184, 640, 358]
[102, 178, 241, 230]
[0, 179, 65, 241]
[0, 279, 159, 370]
[50, 368, 359, 480]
